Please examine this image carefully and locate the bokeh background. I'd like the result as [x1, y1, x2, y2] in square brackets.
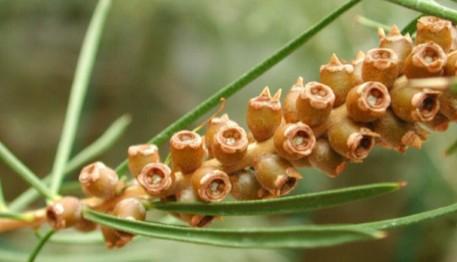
[1, 0, 457, 261]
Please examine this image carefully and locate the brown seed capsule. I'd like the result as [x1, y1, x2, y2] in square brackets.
[327, 114, 379, 161]
[137, 163, 175, 197]
[230, 169, 265, 200]
[46, 196, 82, 230]
[79, 162, 119, 199]
[416, 16, 456, 52]
[373, 110, 426, 152]
[170, 130, 205, 174]
[391, 78, 441, 122]
[346, 81, 391, 122]
[74, 219, 97, 232]
[191, 167, 232, 202]
[127, 144, 160, 177]
[113, 198, 146, 221]
[283, 77, 305, 123]
[320, 54, 358, 106]
[101, 226, 133, 249]
[254, 154, 301, 197]
[175, 177, 216, 227]
[247, 87, 282, 142]
[309, 139, 347, 177]
[445, 50, 457, 76]
[378, 25, 413, 70]
[425, 113, 450, 132]
[352, 51, 366, 84]
[205, 114, 237, 156]
[273, 122, 316, 160]
[362, 48, 399, 89]
[296, 81, 335, 126]
[439, 90, 457, 121]
[404, 42, 447, 78]
[211, 124, 248, 165]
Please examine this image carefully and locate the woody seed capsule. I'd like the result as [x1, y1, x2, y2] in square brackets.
[352, 51, 365, 85]
[445, 50, 457, 76]
[439, 90, 457, 121]
[327, 112, 379, 161]
[391, 77, 441, 122]
[346, 81, 391, 122]
[46, 196, 82, 230]
[212, 124, 248, 165]
[283, 77, 305, 123]
[230, 169, 265, 200]
[273, 122, 316, 160]
[127, 144, 160, 177]
[320, 54, 358, 106]
[247, 87, 282, 142]
[309, 138, 347, 177]
[170, 130, 205, 174]
[79, 161, 119, 199]
[296, 81, 335, 126]
[378, 25, 413, 70]
[137, 163, 175, 197]
[191, 167, 232, 202]
[416, 16, 457, 52]
[373, 110, 426, 152]
[404, 42, 447, 78]
[362, 48, 399, 89]
[205, 114, 237, 156]
[254, 154, 301, 197]
[425, 113, 450, 132]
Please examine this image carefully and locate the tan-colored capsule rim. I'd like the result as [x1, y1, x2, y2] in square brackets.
[347, 129, 379, 160]
[137, 163, 173, 195]
[301, 82, 335, 109]
[411, 43, 447, 72]
[365, 48, 399, 70]
[128, 144, 158, 157]
[283, 123, 316, 157]
[214, 125, 248, 153]
[357, 81, 391, 112]
[170, 130, 203, 150]
[411, 90, 441, 122]
[198, 170, 232, 202]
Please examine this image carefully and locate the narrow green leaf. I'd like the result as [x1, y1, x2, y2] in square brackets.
[49, 231, 104, 244]
[446, 138, 457, 155]
[359, 202, 457, 230]
[153, 182, 404, 216]
[0, 211, 33, 221]
[50, 0, 112, 194]
[401, 14, 422, 35]
[0, 179, 6, 211]
[84, 209, 383, 249]
[115, 0, 361, 175]
[356, 15, 390, 31]
[385, 0, 457, 23]
[28, 230, 54, 262]
[10, 115, 129, 212]
[0, 142, 55, 200]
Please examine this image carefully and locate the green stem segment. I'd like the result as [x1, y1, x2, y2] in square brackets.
[50, 0, 112, 194]
[385, 0, 457, 23]
[0, 142, 55, 200]
[115, 0, 362, 174]
[28, 230, 55, 262]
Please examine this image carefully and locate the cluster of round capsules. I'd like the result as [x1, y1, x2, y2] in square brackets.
[45, 16, 457, 248]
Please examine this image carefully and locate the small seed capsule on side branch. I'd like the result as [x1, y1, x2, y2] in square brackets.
[46, 196, 83, 230]
[79, 162, 119, 199]
[309, 138, 347, 177]
[378, 25, 413, 70]
[373, 110, 426, 152]
[416, 16, 457, 52]
[191, 167, 232, 202]
[137, 163, 175, 197]
[362, 48, 399, 89]
[296, 81, 335, 126]
[391, 77, 441, 122]
[170, 130, 205, 174]
[273, 122, 316, 160]
[320, 54, 358, 106]
[346, 81, 391, 122]
[211, 124, 249, 165]
[283, 77, 305, 123]
[247, 87, 282, 142]
[404, 42, 447, 78]
[127, 144, 160, 177]
[254, 154, 301, 197]
[230, 169, 266, 200]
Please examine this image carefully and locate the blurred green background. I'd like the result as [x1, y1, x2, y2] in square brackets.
[1, 0, 457, 261]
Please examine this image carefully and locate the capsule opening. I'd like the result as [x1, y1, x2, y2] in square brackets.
[419, 94, 439, 119]
[355, 136, 374, 158]
[221, 128, 242, 146]
[279, 177, 298, 195]
[46, 207, 60, 228]
[206, 178, 228, 199]
[422, 47, 440, 64]
[310, 85, 329, 97]
[292, 130, 312, 150]
[372, 49, 393, 60]
[177, 132, 198, 143]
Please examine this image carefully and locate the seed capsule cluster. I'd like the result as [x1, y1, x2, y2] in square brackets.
[45, 16, 457, 249]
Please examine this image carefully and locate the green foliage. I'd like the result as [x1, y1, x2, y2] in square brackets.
[153, 182, 403, 216]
